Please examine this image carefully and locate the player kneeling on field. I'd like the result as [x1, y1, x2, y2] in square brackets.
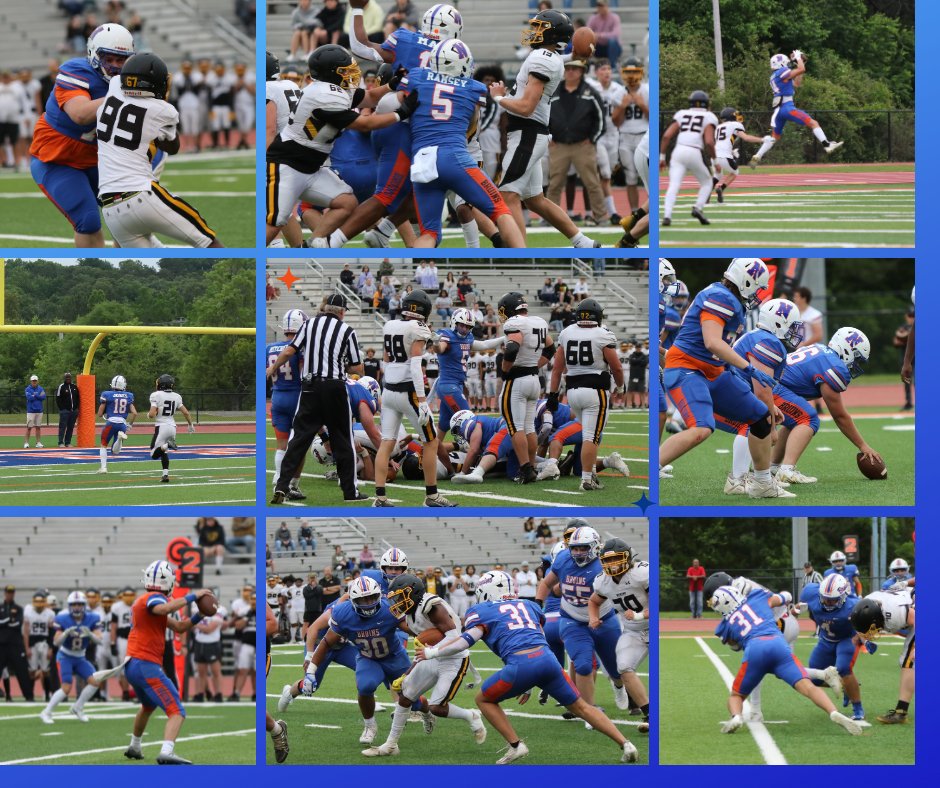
[96, 53, 223, 247]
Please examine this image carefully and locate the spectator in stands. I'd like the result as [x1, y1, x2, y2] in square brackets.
[687, 558, 706, 618]
[379, 276, 396, 311]
[435, 289, 453, 324]
[442, 271, 459, 302]
[553, 277, 573, 304]
[536, 519, 554, 547]
[572, 275, 591, 298]
[319, 566, 342, 607]
[317, 0, 345, 45]
[227, 517, 256, 554]
[383, 0, 419, 36]
[104, 1, 125, 24]
[388, 290, 401, 320]
[539, 277, 558, 305]
[516, 561, 538, 601]
[561, 302, 577, 327]
[340, 263, 355, 287]
[588, 0, 622, 64]
[332, 544, 349, 571]
[523, 516, 537, 545]
[357, 265, 372, 291]
[457, 274, 476, 304]
[290, 0, 322, 60]
[363, 347, 382, 383]
[197, 517, 227, 573]
[274, 521, 296, 557]
[24, 375, 45, 449]
[65, 15, 86, 54]
[482, 305, 499, 338]
[60, 1, 86, 16]
[549, 303, 566, 332]
[343, 0, 384, 45]
[358, 273, 376, 301]
[266, 273, 280, 301]
[266, 543, 273, 571]
[297, 521, 317, 555]
[359, 544, 375, 569]
[55, 372, 79, 447]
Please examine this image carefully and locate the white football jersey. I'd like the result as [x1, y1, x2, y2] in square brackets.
[619, 82, 650, 135]
[277, 79, 355, 156]
[266, 583, 286, 609]
[636, 128, 650, 158]
[593, 561, 649, 631]
[23, 605, 54, 638]
[483, 355, 498, 379]
[406, 593, 463, 640]
[289, 585, 305, 612]
[383, 319, 432, 385]
[466, 352, 481, 379]
[231, 597, 252, 619]
[149, 390, 184, 425]
[234, 70, 256, 111]
[507, 47, 564, 126]
[586, 78, 625, 142]
[503, 314, 550, 368]
[672, 107, 718, 150]
[265, 78, 303, 135]
[618, 348, 631, 369]
[715, 120, 745, 160]
[207, 70, 238, 104]
[423, 350, 439, 374]
[193, 606, 226, 643]
[557, 323, 617, 377]
[111, 600, 133, 632]
[96, 77, 179, 194]
[864, 590, 914, 635]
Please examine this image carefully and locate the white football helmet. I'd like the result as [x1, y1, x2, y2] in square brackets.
[357, 375, 380, 405]
[889, 557, 910, 576]
[756, 298, 805, 351]
[659, 258, 678, 296]
[449, 409, 476, 450]
[430, 38, 473, 77]
[421, 3, 463, 40]
[282, 308, 307, 335]
[311, 435, 334, 464]
[911, 286, 915, 306]
[709, 585, 745, 617]
[828, 327, 870, 379]
[380, 547, 409, 578]
[87, 23, 134, 78]
[819, 574, 850, 611]
[474, 570, 516, 603]
[724, 258, 770, 309]
[349, 576, 383, 617]
[829, 550, 846, 569]
[549, 541, 567, 562]
[111, 375, 127, 391]
[450, 307, 475, 335]
[142, 560, 175, 593]
[673, 280, 690, 309]
[567, 526, 601, 567]
[770, 53, 789, 70]
[67, 590, 87, 620]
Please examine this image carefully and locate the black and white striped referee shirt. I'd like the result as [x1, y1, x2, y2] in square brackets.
[289, 312, 362, 380]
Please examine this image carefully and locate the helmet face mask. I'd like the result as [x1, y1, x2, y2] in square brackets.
[770, 53, 789, 70]
[87, 24, 135, 79]
[67, 590, 87, 621]
[621, 58, 644, 89]
[850, 598, 885, 640]
[349, 577, 382, 617]
[521, 10, 573, 52]
[380, 548, 409, 580]
[600, 539, 633, 578]
[357, 376, 380, 406]
[689, 90, 710, 108]
[659, 258, 678, 296]
[387, 573, 425, 619]
[567, 526, 600, 567]
[449, 410, 475, 450]
[497, 292, 527, 321]
[702, 571, 734, 604]
[451, 308, 475, 336]
[266, 50, 280, 81]
[757, 298, 805, 351]
[819, 574, 849, 611]
[308, 45, 361, 91]
[724, 258, 769, 309]
[708, 585, 744, 616]
[828, 328, 870, 378]
[32, 594, 47, 611]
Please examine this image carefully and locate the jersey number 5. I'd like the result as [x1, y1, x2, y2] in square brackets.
[431, 83, 455, 121]
[97, 96, 146, 150]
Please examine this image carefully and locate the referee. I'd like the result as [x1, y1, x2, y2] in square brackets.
[267, 294, 368, 504]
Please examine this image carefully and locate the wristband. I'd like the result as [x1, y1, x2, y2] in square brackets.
[185, 593, 197, 603]
[493, 95, 504, 105]
[190, 613, 204, 626]
[351, 8, 364, 16]
[659, 153, 666, 162]
[423, 645, 439, 659]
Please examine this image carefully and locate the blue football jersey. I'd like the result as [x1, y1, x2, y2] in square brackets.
[662, 304, 682, 350]
[658, 293, 666, 333]
[381, 26, 437, 73]
[535, 399, 572, 432]
[823, 564, 860, 595]
[437, 328, 473, 386]
[714, 589, 784, 648]
[53, 610, 102, 657]
[463, 599, 547, 660]
[404, 68, 487, 153]
[670, 282, 745, 368]
[463, 414, 505, 449]
[731, 328, 788, 382]
[347, 380, 377, 423]
[770, 67, 796, 100]
[267, 341, 302, 393]
[550, 550, 605, 622]
[360, 568, 389, 595]
[779, 344, 851, 398]
[330, 128, 377, 163]
[100, 389, 135, 422]
[799, 583, 860, 642]
[329, 598, 405, 661]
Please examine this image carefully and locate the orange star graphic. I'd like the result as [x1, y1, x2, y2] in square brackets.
[279, 267, 299, 291]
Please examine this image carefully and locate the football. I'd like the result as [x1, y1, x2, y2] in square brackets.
[572, 27, 596, 58]
[857, 452, 888, 480]
[197, 592, 219, 616]
[416, 627, 445, 646]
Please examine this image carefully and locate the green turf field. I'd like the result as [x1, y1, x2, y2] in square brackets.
[344, 226, 638, 248]
[0, 430, 255, 505]
[0, 700, 255, 765]
[0, 152, 255, 248]
[660, 630, 914, 765]
[266, 641, 649, 765]
[659, 164, 914, 248]
[659, 413, 914, 506]
[266, 407, 649, 508]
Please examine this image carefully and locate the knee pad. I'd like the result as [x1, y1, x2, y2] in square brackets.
[74, 204, 102, 235]
[749, 413, 772, 439]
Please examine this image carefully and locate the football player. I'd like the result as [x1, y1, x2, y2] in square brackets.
[709, 107, 765, 203]
[448, 409, 507, 480]
[264, 51, 304, 247]
[534, 399, 629, 481]
[148, 373, 195, 484]
[267, 309, 308, 499]
[497, 291, 555, 483]
[589, 539, 650, 732]
[96, 53, 221, 247]
[488, 10, 600, 248]
[23, 592, 55, 701]
[850, 587, 915, 725]
[659, 259, 793, 498]
[882, 558, 913, 590]
[750, 51, 842, 167]
[30, 23, 134, 246]
[373, 290, 456, 507]
[709, 584, 861, 736]
[545, 297, 625, 491]
[110, 587, 136, 700]
[616, 127, 650, 248]
[97, 374, 137, 473]
[770, 328, 881, 483]
[661, 90, 717, 226]
[824, 551, 863, 597]
[363, 574, 486, 756]
[39, 591, 104, 724]
[585, 59, 625, 221]
[265, 601, 290, 763]
[657, 259, 679, 448]
[616, 58, 649, 215]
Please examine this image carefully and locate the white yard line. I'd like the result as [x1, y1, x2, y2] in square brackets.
[0, 479, 252, 495]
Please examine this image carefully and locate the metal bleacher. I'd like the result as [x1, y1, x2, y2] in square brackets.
[266, 515, 649, 576]
[265, 0, 648, 73]
[0, 518, 255, 607]
[0, 0, 253, 72]
[265, 258, 649, 350]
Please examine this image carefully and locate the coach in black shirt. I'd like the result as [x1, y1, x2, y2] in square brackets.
[302, 574, 323, 629]
[267, 294, 368, 503]
[55, 372, 80, 447]
[0, 585, 34, 701]
[318, 567, 342, 607]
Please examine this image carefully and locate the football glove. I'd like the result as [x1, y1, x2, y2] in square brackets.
[395, 89, 419, 120]
[417, 401, 433, 426]
[546, 392, 560, 412]
[302, 673, 318, 695]
[863, 640, 878, 655]
[746, 364, 776, 388]
[188, 424, 196, 434]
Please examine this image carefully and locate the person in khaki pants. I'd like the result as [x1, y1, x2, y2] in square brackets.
[547, 60, 608, 225]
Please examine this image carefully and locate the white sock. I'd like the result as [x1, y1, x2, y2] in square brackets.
[74, 682, 98, 711]
[377, 217, 396, 237]
[770, 463, 780, 473]
[363, 715, 377, 728]
[570, 232, 594, 248]
[805, 667, 826, 682]
[812, 126, 828, 143]
[386, 703, 409, 744]
[274, 449, 285, 482]
[131, 734, 142, 748]
[581, 471, 592, 482]
[328, 229, 348, 247]
[753, 468, 771, 482]
[460, 221, 480, 247]
[731, 435, 751, 479]
[289, 476, 300, 490]
[215, 554, 222, 567]
[604, 195, 616, 214]
[45, 688, 68, 712]
[160, 740, 175, 756]
[99, 447, 107, 468]
[270, 721, 282, 736]
[779, 463, 794, 473]
[755, 137, 776, 159]
[446, 704, 473, 722]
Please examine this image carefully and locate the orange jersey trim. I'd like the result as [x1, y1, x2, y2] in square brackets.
[30, 115, 98, 169]
[665, 345, 725, 381]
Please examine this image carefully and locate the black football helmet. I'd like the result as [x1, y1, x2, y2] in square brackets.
[563, 517, 591, 545]
[121, 53, 171, 100]
[849, 598, 885, 639]
[400, 289, 433, 320]
[157, 374, 175, 391]
[575, 297, 604, 325]
[689, 90, 710, 108]
[522, 10, 574, 52]
[497, 291, 528, 320]
[719, 106, 743, 123]
[703, 571, 734, 606]
[266, 50, 280, 81]
[387, 573, 426, 619]
[308, 45, 361, 90]
[600, 538, 634, 577]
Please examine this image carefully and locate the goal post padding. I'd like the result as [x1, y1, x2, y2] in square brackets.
[77, 374, 96, 448]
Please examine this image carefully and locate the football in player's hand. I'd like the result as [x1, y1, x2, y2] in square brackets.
[197, 592, 219, 616]
[572, 27, 595, 58]
[416, 628, 445, 646]
[857, 453, 887, 480]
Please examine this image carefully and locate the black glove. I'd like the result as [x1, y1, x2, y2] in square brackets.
[546, 392, 560, 413]
[110, 644, 118, 657]
[388, 66, 408, 91]
[395, 89, 419, 120]
[376, 62, 393, 86]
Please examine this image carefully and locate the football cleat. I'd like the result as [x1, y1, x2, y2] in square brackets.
[691, 207, 710, 225]
[822, 666, 843, 697]
[580, 476, 604, 491]
[422, 711, 436, 734]
[470, 710, 487, 743]
[362, 743, 400, 757]
[363, 229, 391, 248]
[496, 740, 529, 765]
[277, 684, 295, 712]
[723, 474, 748, 495]
[39, 710, 54, 724]
[270, 490, 286, 505]
[286, 488, 307, 500]
[823, 141, 844, 155]
[830, 710, 862, 735]
[35, 442, 44, 448]
[69, 705, 89, 722]
[372, 497, 394, 507]
[621, 741, 639, 763]
[776, 467, 817, 484]
[876, 709, 908, 724]
[616, 233, 639, 248]
[166, 437, 178, 451]
[97, 468, 108, 474]
[659, 466, 673, 479]
[746, 476, 796, 498]
[613, 682, 629, 710]
[720, 714, 743, 734]
[271, 719, 290, 763]
[605, 452, 629, 477]
[160, 474, 170, 483]
[156, 753, 193, 764]
[661, 218, 672, 227]
[359, 723, 378, 744]
[749, 155, 762, 169]
[424, 494, 458, 507]
[124, 745, 144, 760]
